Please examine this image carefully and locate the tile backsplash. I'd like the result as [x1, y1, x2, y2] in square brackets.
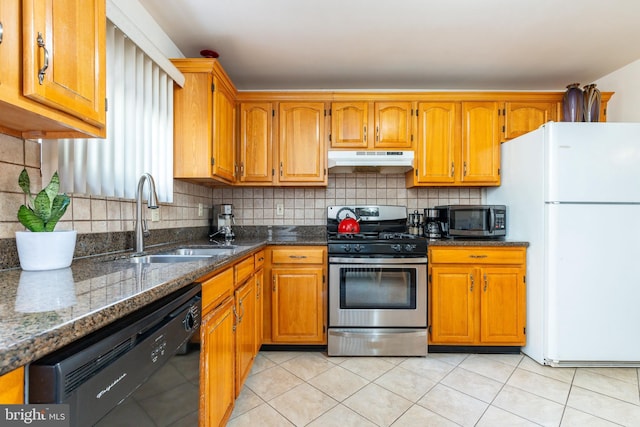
[0, 133, 482, 239]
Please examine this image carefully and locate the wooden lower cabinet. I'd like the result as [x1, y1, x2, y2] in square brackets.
[200, 296, 235, 427]
[269, 246, 326, 344]
[428, 246, 526, 346]
[234, 276, 256, 397]
[0, 366, 24, 404]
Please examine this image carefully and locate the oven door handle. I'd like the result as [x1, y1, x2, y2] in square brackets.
[329, 256, 428, 264]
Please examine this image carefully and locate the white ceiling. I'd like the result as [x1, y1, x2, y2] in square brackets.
[138, 0, 640, 91]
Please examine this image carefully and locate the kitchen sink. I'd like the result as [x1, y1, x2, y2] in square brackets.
[128, 254, 214, 264]
[170, 246, 253, 256]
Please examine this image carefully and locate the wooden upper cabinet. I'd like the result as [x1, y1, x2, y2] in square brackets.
[212, 76, 236, 182]
[330, 101, 368, 148]
[172, 58, 237, 185]
[278, 102, 327, 184]
[238, 102, 274, 183]
[22, 0, 106, 127]
[408, 100, 499, 187]
[374, 101, 413, 148]
[413, 102, 460, 184]
[329, 100, 413, 150]
[502, 101, 558, 141]
[0, 0, 106, 138]
[461, 101, 501, 185]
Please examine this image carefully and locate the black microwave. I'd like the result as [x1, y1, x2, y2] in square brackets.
[435, 205, 506, 239]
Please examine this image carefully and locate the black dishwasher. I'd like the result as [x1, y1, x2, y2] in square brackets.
[28, 283, 201, 427]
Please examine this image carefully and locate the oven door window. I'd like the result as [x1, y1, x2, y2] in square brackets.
[339, 267, 416, 309]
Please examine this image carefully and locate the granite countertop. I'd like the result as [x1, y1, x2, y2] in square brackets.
[0, 235, 326, 376]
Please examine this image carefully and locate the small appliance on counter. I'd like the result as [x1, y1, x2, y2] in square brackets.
[210, 204, 235, 244]
[423, 208, 443, 239]
[408, 210, 424, 236]
[435, 204, 506, 239]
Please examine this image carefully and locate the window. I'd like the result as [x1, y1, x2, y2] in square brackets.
[42, 22, 176, 202]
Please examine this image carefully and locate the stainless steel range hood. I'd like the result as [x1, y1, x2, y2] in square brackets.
[327, 151, 414, 174]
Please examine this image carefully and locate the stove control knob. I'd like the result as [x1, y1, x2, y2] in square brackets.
[405, 244, 416, 252]
[392, 244, 402, 252]
[342, 244, 351, 252]
[353, 244, 363, 252]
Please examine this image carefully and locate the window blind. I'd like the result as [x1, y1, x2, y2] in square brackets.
[43, 22, 174, 203]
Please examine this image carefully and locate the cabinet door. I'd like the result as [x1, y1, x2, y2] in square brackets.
[239, 102, 273, 183]
[254, 267, 264, 354]
[234, 278, 256, 396]
[212, 78, 236, 182]
[278, 102, 327, 183]
[430, 266, 475, 344]
[461, 101, 501, 184]
[480, 267, 526, 345]
[414, 102, 460, 184]
[200, 297, 235, 427]
[271, 266, 325, 343]
[0, 367, 24, 404]
[331, 101, 368, 148]
[374, 101, 413, 148]
[503, 101, 558, 141]
[22, 0, 105, 127]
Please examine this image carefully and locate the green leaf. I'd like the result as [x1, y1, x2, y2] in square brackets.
[33, 189, 53, 223]
[18, 168, 32, 198]
[44, 195, 71, 232]
[43, 172, 60, 204]
[17, 205, 45, 232]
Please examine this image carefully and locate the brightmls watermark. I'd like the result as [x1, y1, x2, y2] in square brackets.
[0, 405, 69, 427]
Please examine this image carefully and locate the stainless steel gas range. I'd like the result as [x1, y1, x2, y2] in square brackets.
[327, 205, 428, 356]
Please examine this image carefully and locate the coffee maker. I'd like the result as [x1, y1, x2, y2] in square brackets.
[211, 204, 235, 244]
[424, 208, 443, 239]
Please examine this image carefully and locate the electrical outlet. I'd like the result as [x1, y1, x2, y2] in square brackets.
[151, 209, 160, 222]
[198, 203, 203, 217]
[276, 203, 284, 216]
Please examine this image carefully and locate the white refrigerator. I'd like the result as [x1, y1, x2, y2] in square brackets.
[486, 122, 640, 366]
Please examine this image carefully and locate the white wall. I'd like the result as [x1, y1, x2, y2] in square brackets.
[595, 59, 640, 122]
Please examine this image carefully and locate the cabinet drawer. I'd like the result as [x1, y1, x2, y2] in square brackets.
[202, 268, 234, 312]
[235, 256, 255, 286]
[429, 247, 525, 265]
[254, 250, 266, 270]
[271, 247, 326, 264]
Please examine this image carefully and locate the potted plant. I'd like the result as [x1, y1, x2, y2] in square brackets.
[15, 168, 76, 271]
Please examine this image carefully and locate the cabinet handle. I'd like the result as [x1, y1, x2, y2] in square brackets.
[469, 255, 487, 259]
[463, 161, 467, 176]
[232, 305, 239, 330]
[279, 161, 283, 177]
[256, 279, 261, 299]
[450, 162, 454, 177]
[363, 126, 367, 142]
[36, 32, 49, 85]
[470, 274, 474, 292]
[484, 274, 488, 292]
[258, 256, 264, 262]
[376, 126, 379, 142]
[0, 22, 3, 44]
[239, 299, 245, 322]
[272, 275, 276, 292]
[289, 255, 307, 260]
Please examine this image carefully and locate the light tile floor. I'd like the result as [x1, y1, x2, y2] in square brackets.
[229, 351, 640, 427]
[96, 348, 640, 426]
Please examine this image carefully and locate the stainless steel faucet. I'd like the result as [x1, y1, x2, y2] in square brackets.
[135, 173, 159, 253]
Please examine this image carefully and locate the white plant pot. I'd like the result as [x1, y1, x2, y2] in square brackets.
[15, 230, 77, 271]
